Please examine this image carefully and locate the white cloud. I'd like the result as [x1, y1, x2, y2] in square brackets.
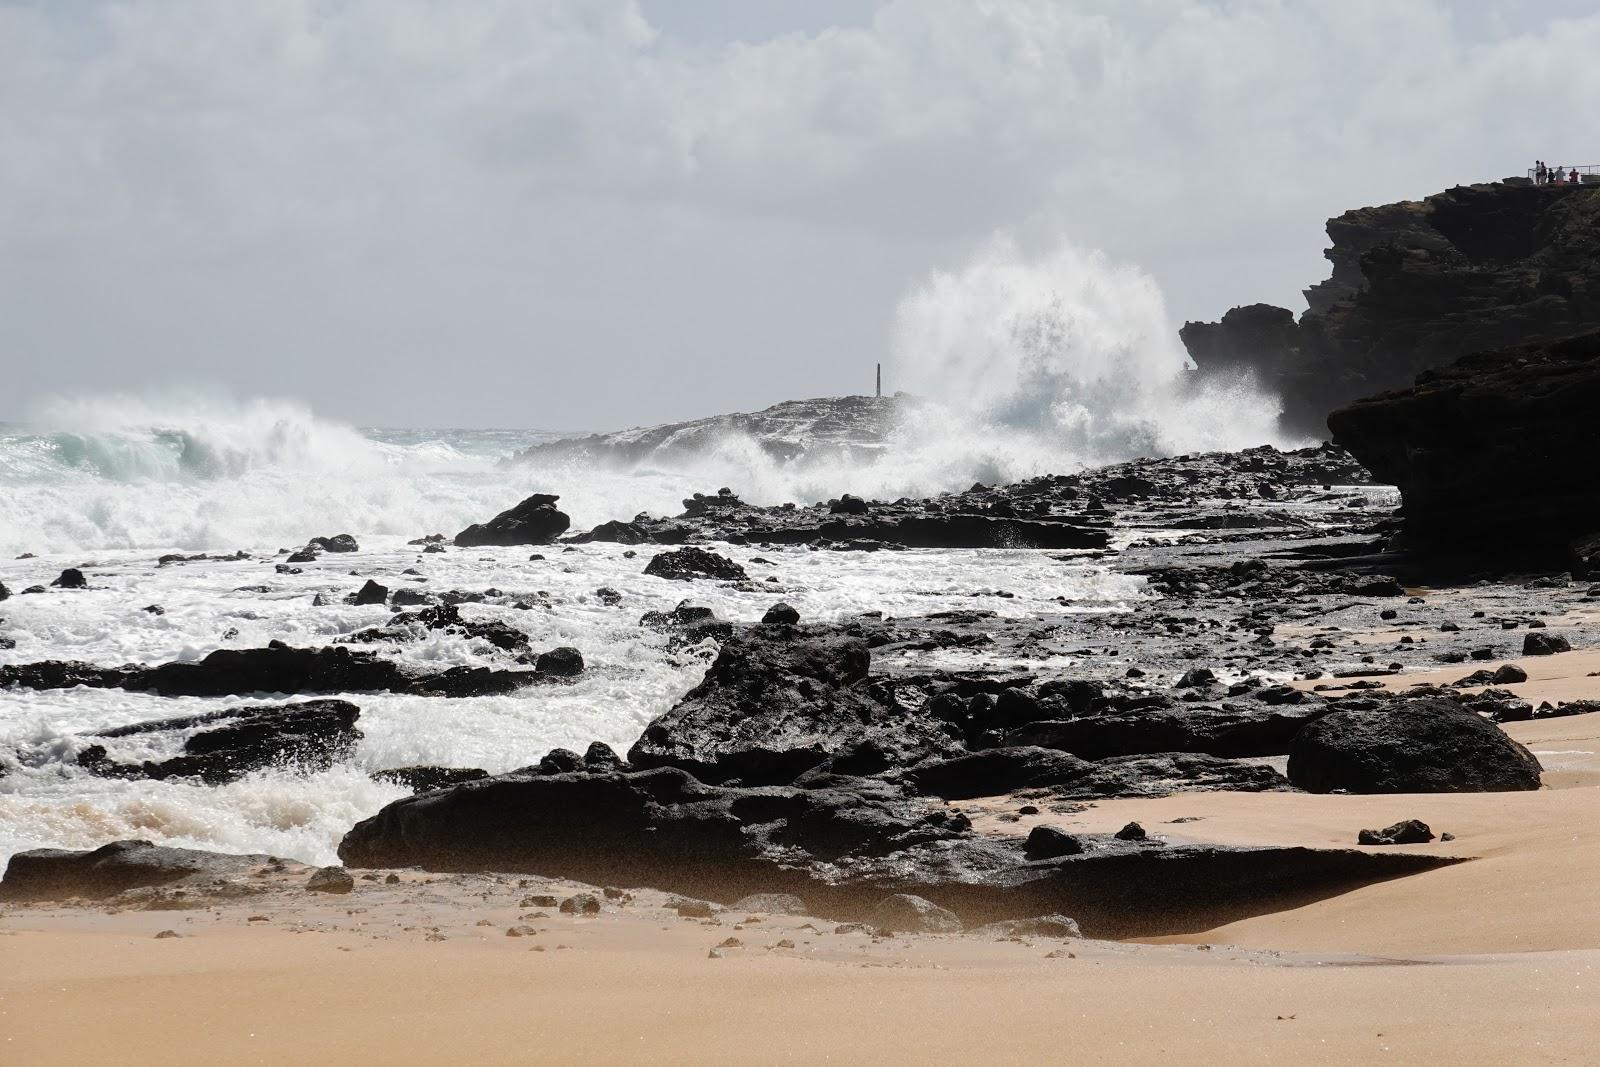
[3, 0, 1598, 427]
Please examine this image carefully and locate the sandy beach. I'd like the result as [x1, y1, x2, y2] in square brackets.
[6, 650, 1597, 1066]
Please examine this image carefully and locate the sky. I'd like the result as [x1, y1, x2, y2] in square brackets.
[5, 0, 1600, 430]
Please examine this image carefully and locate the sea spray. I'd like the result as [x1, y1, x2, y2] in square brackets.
[887, 233, 1294, 473]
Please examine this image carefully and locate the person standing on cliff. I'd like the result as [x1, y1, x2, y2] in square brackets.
[1572, 168, 1581, 185]
[1537, 160, 1547, 184]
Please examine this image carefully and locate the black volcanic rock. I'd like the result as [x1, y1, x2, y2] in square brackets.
[0, 642, 549, 698]
[1331, 330, 1600, 565]
[336, 764, 1461, 936]
[309, 534, 359, 553]
[351, 579, 389, 605]
[1005, 702, 1330, 759]
[762, 602, 801, 625]
[1287, 697, 1543, 794]
[643, 547, 748, 582]
[900, 748, 1286, 801]
[901, 747, 1094, 800]
[1524, 630, 1572, 656]
[455, 493, 571, 548]
[1188, 182, 1600, 436]
[1358, 819, 1435, 846]
[627, 625, 960, 785]
[1023, 826, 1084, 859]
[0, 840, 280, 902]
[339, 766, 969, 897]
[78, 699, 361, 784]
[373, 766, 492, 793]
[51, 568, 87, 589]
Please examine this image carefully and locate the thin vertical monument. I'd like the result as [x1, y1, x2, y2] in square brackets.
[876, 362, 882, 398]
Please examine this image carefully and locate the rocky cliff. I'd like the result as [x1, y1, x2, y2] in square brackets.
[1185, 181, 1600, 437]
[1329, 329, 1600, 568]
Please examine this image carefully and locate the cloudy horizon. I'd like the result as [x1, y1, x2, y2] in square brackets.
[5, 0, 1598, 430]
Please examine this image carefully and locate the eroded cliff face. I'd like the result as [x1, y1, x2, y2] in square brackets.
[1328, 329, 1600, 569]
[1185, 182, 1600, 437]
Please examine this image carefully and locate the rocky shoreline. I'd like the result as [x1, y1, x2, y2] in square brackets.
[7, 178, 1600, 964]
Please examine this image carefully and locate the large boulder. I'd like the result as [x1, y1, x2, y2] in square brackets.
[1330, 330, 1600, 565]
[627, 625, 961, 784]
[338, 765, 972, 903]
[336, 764, 1462, 936]
[1287, 697, 1543, 793]
[643, 547, 748, 582]
[455, 493, 571, 548]
[0, 840, 281, 902]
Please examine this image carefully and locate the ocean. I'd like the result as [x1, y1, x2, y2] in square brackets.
[0, 395, 1152, 866]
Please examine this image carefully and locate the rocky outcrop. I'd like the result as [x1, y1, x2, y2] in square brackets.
[77, 700, 361, 784]
[1330, 330, 1600, 566]
[0, 840, 283, 902]
[1005, 701, 1330, 759]
[508, 395, 910, 469]
[0, 641, 572, 698]
[899, 748, 1288, 800]
[561, 444, 1361, 551]
[455, 493, 571, 547]
[1186, 182, 1600, 437]
[336, 764, 1459, 936]
[1287, 697, 1543, 794]
[627, 625, 962, 784]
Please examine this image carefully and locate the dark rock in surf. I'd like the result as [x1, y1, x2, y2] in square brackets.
[0, 643, 545, 699]
[455, 493, 571, 548]
[1287, 697, 1543, 794]
[77, 699, 362, 785]
[308, 534, 359, 554]
[830, 494, 870, 515]
[534, 646, 585, 678]
[351, 579, 389, 606]
[51, 568, 87, 589]
[372, 766, 491, 793]
[572, 520, 651, 545]
[643, 547, 748, 582]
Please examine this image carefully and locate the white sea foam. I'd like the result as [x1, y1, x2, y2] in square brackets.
[0, 234, 1290, 866]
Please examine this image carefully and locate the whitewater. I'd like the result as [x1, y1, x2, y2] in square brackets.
[0, 235, 1296, 867]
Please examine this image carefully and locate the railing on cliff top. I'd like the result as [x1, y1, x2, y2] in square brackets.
[1527, 165, 1600, 183]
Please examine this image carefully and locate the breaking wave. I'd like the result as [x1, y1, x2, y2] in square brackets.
[0, 237, 1297, 554]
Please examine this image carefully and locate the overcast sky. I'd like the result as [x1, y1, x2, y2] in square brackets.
[5, 0, 1599, 429]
